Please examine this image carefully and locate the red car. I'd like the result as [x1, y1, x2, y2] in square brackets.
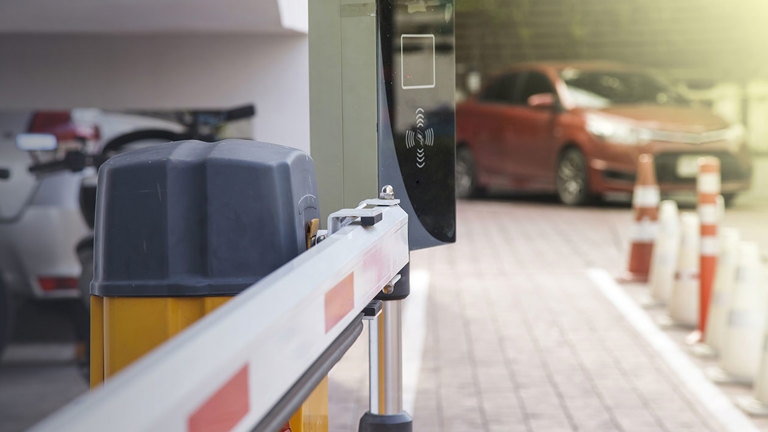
[456, 62, 752, 205]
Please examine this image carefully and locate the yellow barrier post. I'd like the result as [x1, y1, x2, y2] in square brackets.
[89, 140, 326, 430]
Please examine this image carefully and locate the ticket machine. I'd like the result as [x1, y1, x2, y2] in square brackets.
[310, 2, 454, 430]
[310, 0, 456, 251]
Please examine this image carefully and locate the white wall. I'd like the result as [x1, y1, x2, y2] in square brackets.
[0, 34, 310, 153]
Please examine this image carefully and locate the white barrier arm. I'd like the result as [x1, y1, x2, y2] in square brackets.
[32, 204, 409, 432]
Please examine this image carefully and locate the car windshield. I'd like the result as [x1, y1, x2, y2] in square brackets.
[560, 69, 689, 109]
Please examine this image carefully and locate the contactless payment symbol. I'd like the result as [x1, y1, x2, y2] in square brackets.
[405, 108, 434, 169]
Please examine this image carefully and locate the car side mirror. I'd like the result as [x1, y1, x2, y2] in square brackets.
[527, 93, 556, 109]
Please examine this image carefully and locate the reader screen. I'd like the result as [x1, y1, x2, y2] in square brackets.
[401, 34, 436, 89]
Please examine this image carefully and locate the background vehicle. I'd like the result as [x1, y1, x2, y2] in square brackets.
[0, 112, 99, 360]
[0, 105, 255, 362]
[456, 62, 753, 205]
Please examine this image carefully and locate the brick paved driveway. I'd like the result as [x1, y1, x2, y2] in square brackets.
[330, 196, 767, 431]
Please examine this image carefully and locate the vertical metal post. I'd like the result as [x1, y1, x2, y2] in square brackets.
[359, 278, 411, 431]
[380, 300, 403, 415]
[368, 313, 380, 415]
[359, 188, 412, 431]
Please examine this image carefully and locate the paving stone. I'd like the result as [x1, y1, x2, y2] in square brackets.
[328, 200, 761, 431]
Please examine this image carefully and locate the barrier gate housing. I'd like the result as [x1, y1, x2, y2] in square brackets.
[32, 0, 455, 431]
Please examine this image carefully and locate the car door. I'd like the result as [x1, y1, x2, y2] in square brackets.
[468, 72, 528, 187]
[512, 71, 561, 188]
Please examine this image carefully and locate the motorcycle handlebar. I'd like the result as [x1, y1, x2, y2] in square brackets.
[28, 151, 89, 174]
[223, 104, 256, 122]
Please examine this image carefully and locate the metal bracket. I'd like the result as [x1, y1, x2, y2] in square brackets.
[327, 185, 401, 235]
[328, 208, 385, 235]
[360, 198, 401, 207]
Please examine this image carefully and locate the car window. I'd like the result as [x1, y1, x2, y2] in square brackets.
[518, 72, 556, 105]
[478, 73, 521, 104]
[560, 69, 689, 108]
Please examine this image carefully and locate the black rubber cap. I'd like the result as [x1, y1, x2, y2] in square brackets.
[358, 412, 412, 432]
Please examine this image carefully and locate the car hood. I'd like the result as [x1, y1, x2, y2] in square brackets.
[593, 105, 730, 132]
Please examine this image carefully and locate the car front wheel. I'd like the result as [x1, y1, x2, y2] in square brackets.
[456, 147, 484, 199]
[556, 148, 591, 206]
[722, 193, 737, 208]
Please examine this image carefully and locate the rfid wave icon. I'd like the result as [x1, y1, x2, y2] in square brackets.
[405, 108, 434, 169]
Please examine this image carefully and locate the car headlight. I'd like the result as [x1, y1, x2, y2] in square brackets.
[586, 114, 651, 146]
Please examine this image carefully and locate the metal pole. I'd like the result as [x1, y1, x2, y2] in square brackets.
[380, 300, 403, 415]
[368, 314, 380, 415]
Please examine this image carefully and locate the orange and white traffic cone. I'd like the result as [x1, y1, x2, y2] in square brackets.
[738, 308, 768, 415]
[648, 200, 681, 305]
[702, 227, 740, 354]
[708, 241, 767, 384]
[738, 355, 768, 415]
[690, 157, 721, 344]
[667, 212, 700, 328]
[622, 154, 659, 283]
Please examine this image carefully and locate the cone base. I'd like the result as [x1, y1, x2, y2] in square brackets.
[656, 315, 676, 328]
[685, 330, 703, 346]
[736, 396, 768, 416]
[689, 342, 716, 358]
[706, 366, 753, 385]
[617, 272, 649, 284]
[640, 295, 665, 309]
[656, 314, 696, 330]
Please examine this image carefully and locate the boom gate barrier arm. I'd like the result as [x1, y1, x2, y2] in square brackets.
[31, 201, 409, 432]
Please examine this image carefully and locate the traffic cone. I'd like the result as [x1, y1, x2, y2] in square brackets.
[702, 227, 740, 353]
[667, 212, 699, 328]
[738, 316, 768, 415]
[648, 200, 681, 305]
[738, 363, 768, 415]
[708, 241, 767, 384]
[694, 157, 721, 343]
[622, 154, 659, 282]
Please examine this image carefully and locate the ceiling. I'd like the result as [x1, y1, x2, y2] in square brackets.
[0, 0, 307, 34]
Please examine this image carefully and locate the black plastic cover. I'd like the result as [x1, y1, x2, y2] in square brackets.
[91, 139, 319, 297]
[358, 412, 413, 432]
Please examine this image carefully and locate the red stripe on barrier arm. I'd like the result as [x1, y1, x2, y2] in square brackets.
[188, 365, 250, 432]
[325, 273, 354, 333]
[363, 248, 386, 290]
[701, 225, 717, 237]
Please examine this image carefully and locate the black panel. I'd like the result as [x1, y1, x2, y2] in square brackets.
[378, 0, 456, 247]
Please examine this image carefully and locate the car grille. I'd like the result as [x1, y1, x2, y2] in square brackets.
[654, 152, 749, 184]
[649, 129, 731, 145]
